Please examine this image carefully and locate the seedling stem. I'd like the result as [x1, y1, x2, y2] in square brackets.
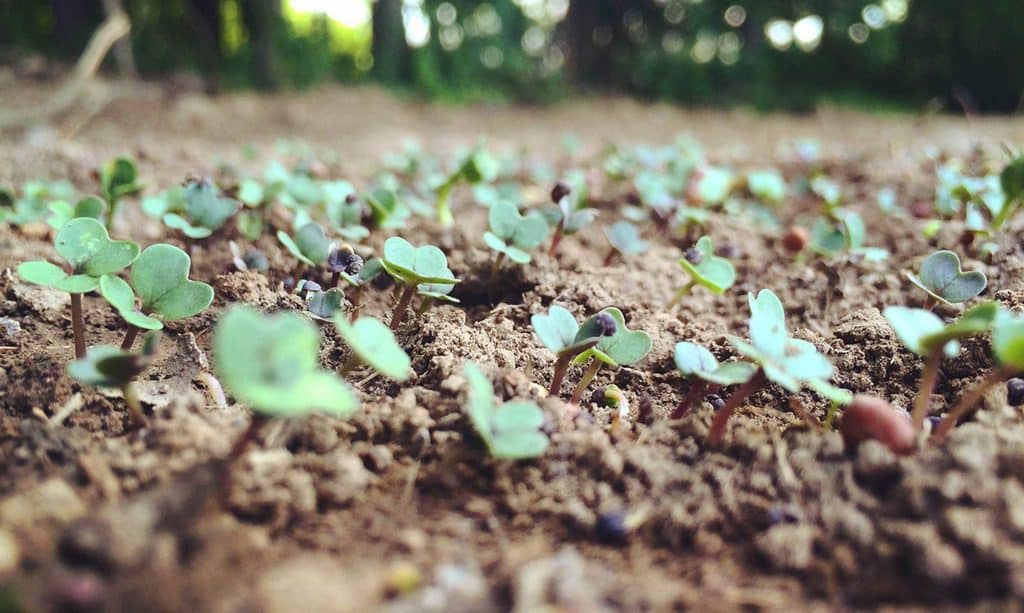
[932, 365, 1017, 440]
[671, 380, 708, 419]
[668, 281, 696, 307]
[548, 228, 564, 256]
[911, 347, 943, 431]
[121, 324, 139, 351]
[70, 293, 86, 359]
[390, 285, 417, 330]
[549, 352, 574, 396]
[436, 181, 455, 227]
[490, 252, 506, 280]
[121, 382, 147, 429]
[708, 370, 766, 443]
[571, 361, 603, 404]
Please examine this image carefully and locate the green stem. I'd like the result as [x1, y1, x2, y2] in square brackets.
[121, 324, 139, 351]
[932, 366, 1016, 440]
[121, 382, 148, 429]
[707, 370, 765, 444]
[70, 292, 86, 359]
[436, 182, 454, 228]
[570, 360, 603, 404]
[822, 400, 841, 430]
[912, 348, 943, 432]
[104, 198, 119, 230]
[668, 281, 696, 308]
[390, 285, 417, 330]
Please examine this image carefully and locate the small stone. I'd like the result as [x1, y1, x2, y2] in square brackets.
[1007, 378, 1024, 406]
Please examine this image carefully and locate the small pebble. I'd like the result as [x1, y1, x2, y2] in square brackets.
[1007, 378, 1024, 406]
[595, 512, 629, 546]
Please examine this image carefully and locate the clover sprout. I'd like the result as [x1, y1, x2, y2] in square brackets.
[483, 200, 549, 274]
[545, 181, 597, 256]
[603, 221, 649, 266]
[671, 341, 756, 418]
[380, 237, 461, 330]
[160, 179, 240, 239]
[18, 218, 140, 358]
[333, 315, 411, 381]
[366, 187, 411, 230]
[326, 191, 370, 241]
[884, 301, 997, 431]
[569, 308, 652, 403]
[531, 305, 616, 397]
[435, 148, 499, 227]
[463, 362, 548, 460]
[808, 210, 888, 261]
[341, 257, 385, 323]
[326, 244, 364, 288]
[278, 221, 334, 268]
[99, 156, 143, 228]
[99, 244, 214, 350]
[47, 196, 105, 230]
[906, 250, 987, 308]
[746, 170, 786, 205]
[68, 331, 159, 429]
[670, 236, 735, 306]
[685, 166, 733, 205]
[301, 284, 345, 321]
[995, 154, 1024, 229]
[0, 180, 75, 226]
[708, 290, 852, 443]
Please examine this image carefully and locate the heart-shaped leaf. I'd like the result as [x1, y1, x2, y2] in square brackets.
[182, 180, 239, 232]
[333, 315, 411, 381]
[679, 236, 735, 294]
[307, 288, 345, 320]
[278, 222, 334, 266]
[883, 306, 960, 358]
[907, 250, 987, 304]
[577, 308, 651, 367]
[47, 196, 105, 229]
[130, 244, 214, 321]
[55, 217, 140, 276]
[17, 261, 98, 293]
[381, 237, 461, 286]
[99, 274, 163, 330]
[464, 362, 548, 460]
[531, 305, 580, 354]
[100, 156, 142, 202]
[605, 221, 649, 256]
[747, 170, 786, 204]
[214, 306, 357, 417]
[674, 341, 756, 386]
[164, 213, 213, 239]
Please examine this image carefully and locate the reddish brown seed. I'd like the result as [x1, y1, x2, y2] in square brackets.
[840, 394, 916, 456]
[781, 226, 809, 254]
[909, 200, 933, 219]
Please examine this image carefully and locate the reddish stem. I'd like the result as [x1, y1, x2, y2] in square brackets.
[389, 285, 417, 330]
[602, 248, 617, 267]
[671, 380, 706, 419]
[707, 370, 766, 444]
[121, 325, 139, 351]
[548, 229, 564, 256]
[548, 352, 573, 397]
[70, 292, 86, 359]
[932, 366, 1015, 440]
[911, 348, 943, 432]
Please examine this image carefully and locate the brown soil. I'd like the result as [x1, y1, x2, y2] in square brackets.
[3, 81, 1024, 611]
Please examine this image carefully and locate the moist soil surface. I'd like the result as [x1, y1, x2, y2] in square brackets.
[4, 82, 1024, 612]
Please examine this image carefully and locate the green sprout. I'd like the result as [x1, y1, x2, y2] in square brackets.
[333, 315, 411, 381]
[47, 196, 105, 230]
[99, 244, 214, 350]
[905, 250, 987, 309]
[162, 179, 240, 239]
[603, 221, 649, 266]
[569, 308, 652, 404]
[236, 177, 283, 240]
[366, 187, 411, 230]
[996, 154, 1024, 229]
[68, 331, 160, 429]
[808, 209, 888, 261]
[746, 170, 786, 205]
[463, 362, 549, 460]
[17, 218, 140, 359]
[435, 148, 499, 227]
[932, 308, 1024, 439]
[884, 301, 998, 432]
[672, 341, 756, 418]
[483, 200, 549, 275]
[379, 237, 461, 330]
[213, 305, 359, 464]
[338, 257, 385, 323]
[531, 305, 614, 397]
[709, 290, 852, 443]
[546, 181, 597, 256]
[0, 180, 76, 226]
[685, 166, 733, 205]
[278, 221, 334, 268]
[99, 156, 143, 228]
[326, 190, 370, 241]
[670, 236, 736, 306]
[294, 279, 344, 322]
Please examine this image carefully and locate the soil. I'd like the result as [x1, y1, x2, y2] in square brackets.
[3, 81, 1024, 611]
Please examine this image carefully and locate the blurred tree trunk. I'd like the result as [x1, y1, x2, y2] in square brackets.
[372, 0, 409, 84]
[240, 0, 282, 91]
[562, 0, 624, 88]
[51, 0, 98, 57]
[186, 0, 223, 92]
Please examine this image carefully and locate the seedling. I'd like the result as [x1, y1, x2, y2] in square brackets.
[99, 156, 143, 228]
[670, 236, 735, 306]
[672, 341, 756, 418]
[884, 301, 998, 431]
[905, 250, 986, 308]
[531, 305, 615, 396]
[379, 237, 461, 330]
[326, 244, 364, 288]
[483, 200, 549, 274]
[746, 170, 786, 205]
[546, 182, 597, 256]
[709, 290, 852, 443]
[569, 308, 652, 403]
[435, 148, 499, 227]
[162, 179, 240, 239]
[332, 315, 411, 381]
[463, 362, 548, 460]
[603, 221, 649, 266]
[326, 191, 370, 241]
[68, 331, 160, 429]
[996, 154, 1024, 229]
[340, 257, 385, 322]
[808, 210, 888, 261]
[213, 306, 358, 464]
[99, 243, 214, 350]
[297, 282, 345, 321]
[0, 180, 76, 225]
[932, 308, 1024, 439]
[277, 221, 334, 268]
[47, 196, 105, 230]
[685, 166, 733, 206]
[366, 187, 411, 230]
[17, 218, 140, 358]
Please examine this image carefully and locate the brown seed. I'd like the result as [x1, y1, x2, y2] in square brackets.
[840, 394, 915, 456]
[781, 226, 809, 254]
